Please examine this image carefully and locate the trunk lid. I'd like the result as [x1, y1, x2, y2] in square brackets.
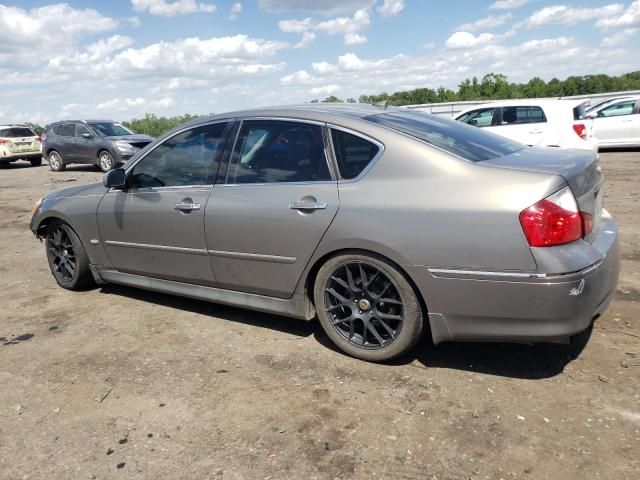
[483, 147, 604, 241]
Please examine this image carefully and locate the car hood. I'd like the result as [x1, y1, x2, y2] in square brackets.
[105, 134, 154, 143]
[44, 181, 107, 201]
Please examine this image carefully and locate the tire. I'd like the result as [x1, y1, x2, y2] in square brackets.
[45, 221, 94, 290]
[98, 151, 115, 172]
[48, 151, 66, 171]
[30, 157, 43, 167]
[313, 253, 424, 362]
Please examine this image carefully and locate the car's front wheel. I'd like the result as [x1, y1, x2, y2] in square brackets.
[98, 151, 115, 172]
[45, 221, 94, 290]
[313, 253, 424, 362]
[48, 151, 65, 171]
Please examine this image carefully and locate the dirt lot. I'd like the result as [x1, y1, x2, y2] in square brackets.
[0, 151, 638, 480]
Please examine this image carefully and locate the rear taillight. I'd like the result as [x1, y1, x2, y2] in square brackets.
[519, 187, 583, 247]
[0, 139, 8, 144]
[35, 136, 42, 142]
[573, 123, 587, 140]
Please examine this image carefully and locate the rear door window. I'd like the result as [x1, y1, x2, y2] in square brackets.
[54, 124, 74, 137]
[226, 120, 331, 184]
[0, 127, 35, 137]
[331, 129, 380, 179]
[500, 106, 547, 125]
[457, 108, 496, 127]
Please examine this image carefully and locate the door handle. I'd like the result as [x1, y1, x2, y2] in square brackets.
[174, 202, 201, 212]
[289, 200, 327, 211]
[528, 129, 543, 134]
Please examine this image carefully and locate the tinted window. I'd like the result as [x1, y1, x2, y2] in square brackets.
[0, 127, 35, 137]
[598, 100, 636, 117]
[75, 124, 91, 137]
[331, 130, 379, 179]
[500, 106, 546, 125]
[457, 108, 495, 127]
[130, 123, 229, 188]
[365, 111, 523, 162]
[227, 120, 331, 184]
[54, 124, 74, 137]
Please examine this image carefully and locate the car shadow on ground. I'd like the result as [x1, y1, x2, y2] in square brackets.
[100, 284, 589, 380]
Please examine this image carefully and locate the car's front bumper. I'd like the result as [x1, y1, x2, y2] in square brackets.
[410, 212, 620, 345]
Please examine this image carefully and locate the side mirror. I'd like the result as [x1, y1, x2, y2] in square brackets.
[103, 168, 126, 189]
[81, 132, 92, 139]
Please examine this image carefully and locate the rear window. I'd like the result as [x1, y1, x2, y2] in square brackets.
[0, 127, 35, 138]
[364, 111, 523, 162]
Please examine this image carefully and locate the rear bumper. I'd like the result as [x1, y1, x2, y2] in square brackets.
[1, 151, 42, 161]
[412, 213, 620, 345]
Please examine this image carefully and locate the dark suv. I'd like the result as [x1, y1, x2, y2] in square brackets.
[42, 120, 154, 172]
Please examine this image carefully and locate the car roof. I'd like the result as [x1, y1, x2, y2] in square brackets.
[51, 119, 115, 124]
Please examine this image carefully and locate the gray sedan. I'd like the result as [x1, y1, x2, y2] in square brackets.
[30, 105, 620, 362]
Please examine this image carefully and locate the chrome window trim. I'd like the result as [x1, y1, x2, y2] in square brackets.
[105, 240, 208, 255]
[326, 123, 385, 183]
[106, 185, 213, 195]
[223, 117, 336, 186]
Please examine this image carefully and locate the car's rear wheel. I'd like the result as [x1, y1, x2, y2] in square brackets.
[313, 253, 424, 362]
[48, 151, 65, 171]
[98, 151, 115, 172]
[45, 221, 93, 290]
[30, 157, 42, 167]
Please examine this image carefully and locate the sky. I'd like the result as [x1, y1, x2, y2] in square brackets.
[1, 0, 639, 124]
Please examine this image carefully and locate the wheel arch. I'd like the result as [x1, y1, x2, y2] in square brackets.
[34, 212, 77, 239]
[303, 247, 429, 324]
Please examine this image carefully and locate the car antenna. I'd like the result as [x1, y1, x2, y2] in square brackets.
[372, 100, 389, 109]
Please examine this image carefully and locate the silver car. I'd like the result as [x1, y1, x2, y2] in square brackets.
[30, 105, 620, 362]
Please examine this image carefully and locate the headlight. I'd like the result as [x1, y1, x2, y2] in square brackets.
[31, 197, 43, 217]
[114, 141, 134, 152]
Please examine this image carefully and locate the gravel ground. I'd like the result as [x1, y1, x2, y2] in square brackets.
[0, 151, 638, 480]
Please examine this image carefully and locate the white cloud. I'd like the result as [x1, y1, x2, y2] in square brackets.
[281, 70, 318, 85]
[96, 96, 175, 112]
[445, 31, 497, 49]
[519, 4, 625, 28]
[423, 41, 436, 49]
[596, 0, 640, 29]
[309, 84, 340, 96]
[344, 32, 367, 44]
[279, 17, 314, 32]
[127, 16, 142, 27]
[600, 27, 639, 46]
[458, 13, 512, 31]
[258, 0, 374, 16]
[0, 3, 118, 65]
[377, 0, 404, 17]
[229, 2, 242, 20]
[131, 0, 216, 17]
[490, 0, 529, 9]
[279, 8, 370, 45]
[295, 31, 316, 48]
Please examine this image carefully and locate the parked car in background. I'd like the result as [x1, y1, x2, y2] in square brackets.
[584, 96, 640, 148]
[0, 125, 42, 167]
[454, 99, 596, 151]
[42, 120, 154, 172]
[30, 105, 619, 362]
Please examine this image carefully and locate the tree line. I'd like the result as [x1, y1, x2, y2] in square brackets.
[22, 70, 640, 136]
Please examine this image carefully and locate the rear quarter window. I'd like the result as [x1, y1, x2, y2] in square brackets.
[53, 124, 75, 137]
[331, 129, 380, 179]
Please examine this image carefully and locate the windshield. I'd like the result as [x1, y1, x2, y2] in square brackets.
[88, 122, 134, 137]
[0, 127, 36, 138]
[365, 111, 524, 162]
